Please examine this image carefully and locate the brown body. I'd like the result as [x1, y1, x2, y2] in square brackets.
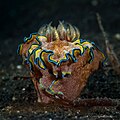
[18, 22, 105, 104]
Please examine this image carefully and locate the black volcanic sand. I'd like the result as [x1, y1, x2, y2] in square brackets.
[0, 0, 120, 119]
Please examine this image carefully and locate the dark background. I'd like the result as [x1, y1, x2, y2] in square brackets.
[1, 0, 120, 37]
[0, 0, 120, 119]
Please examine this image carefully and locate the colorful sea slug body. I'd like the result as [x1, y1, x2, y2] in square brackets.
[18, 21, 105, 104]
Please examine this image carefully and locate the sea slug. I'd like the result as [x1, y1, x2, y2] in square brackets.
[18, 21, 105, 104]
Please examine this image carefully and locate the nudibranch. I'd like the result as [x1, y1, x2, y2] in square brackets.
[18, 21, 105, 104]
